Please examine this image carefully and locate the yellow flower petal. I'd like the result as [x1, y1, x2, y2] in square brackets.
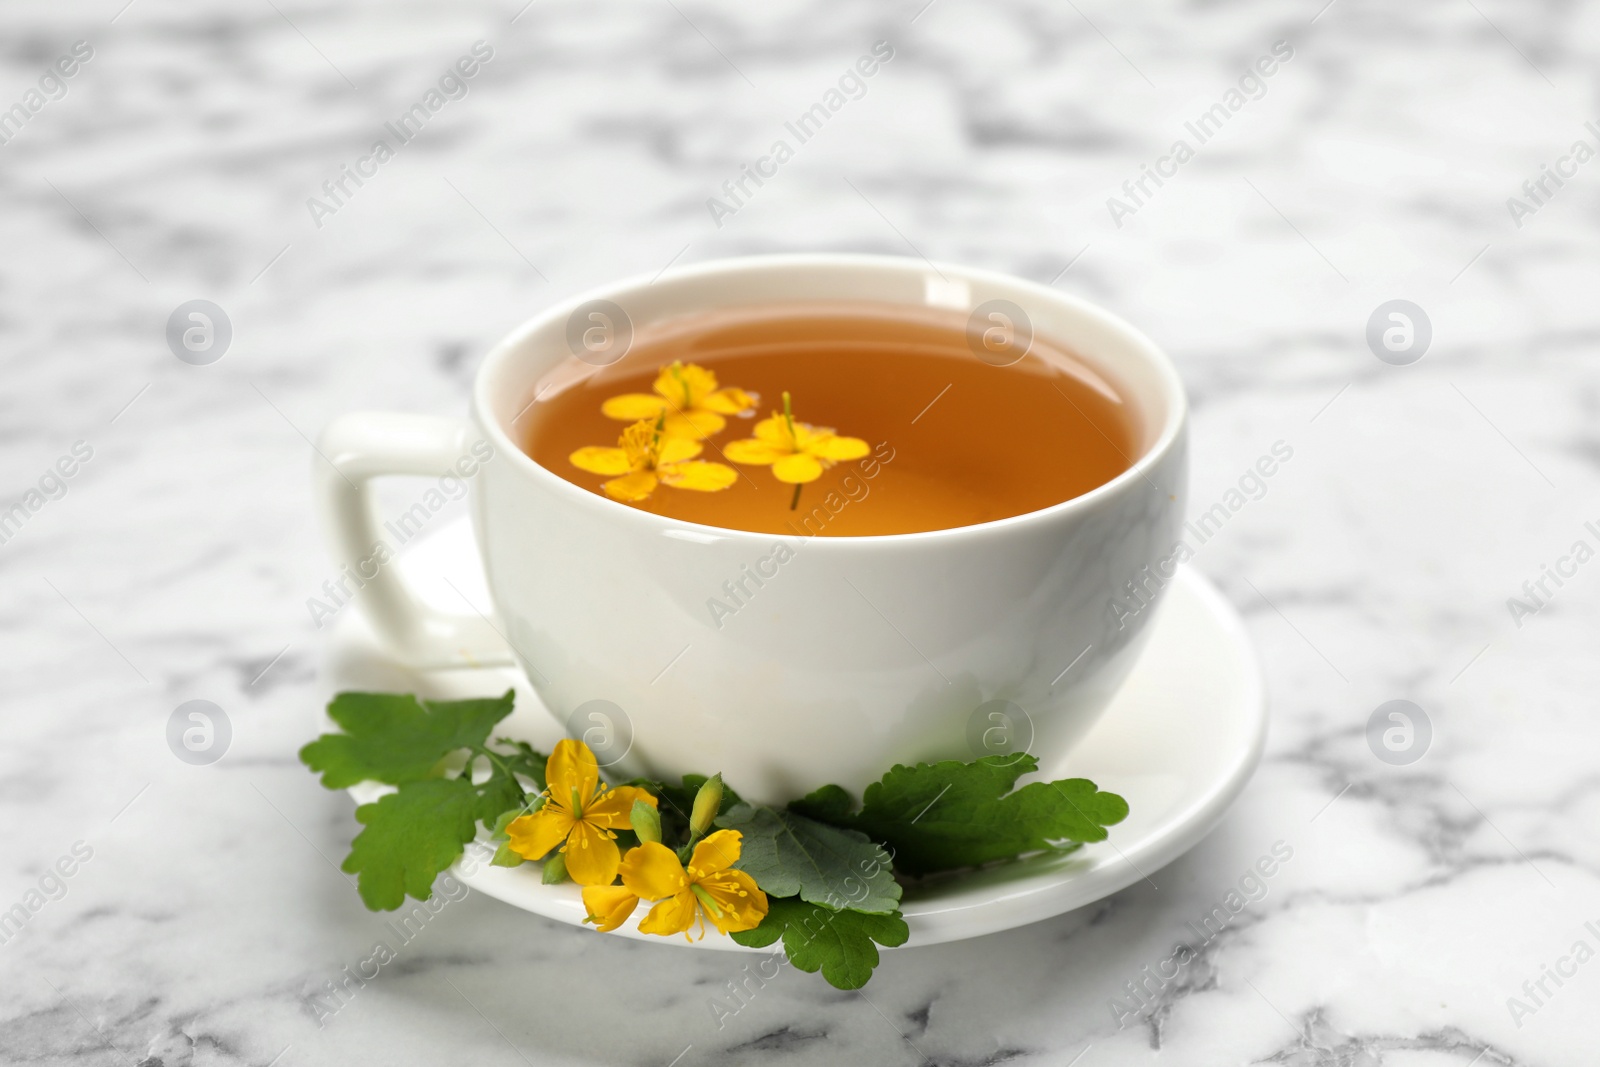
[569, 446, 632, 477]
[772, 453, 824, 484]
[809, 434, 871, 461]
[601, 394, 668, 421]
[562, 820, 622, 886]
[504, 807, 574, 862]
[662, 410, 726, 440]
[789, 421, 821, 448]
[583, 785, 659, 830]
[658, 461, 738, 492]
[638, 890, 699, 937]
[603, 471, 659, 501]
[545, 739, 600, 802]
[698, 869, 768, 934]
[654, 362, 719, 408]
[752, 415, 794, 447]
[700, 387, 754, 415]
[618, 841, 689, 901]
[687, 829, 743, 876]
[723, 439, 785, 465]
[582, 885, 640, 933]
[658, 437, 703, 464]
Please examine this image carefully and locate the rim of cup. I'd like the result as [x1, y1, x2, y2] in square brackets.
[472, 252, 1186, 546]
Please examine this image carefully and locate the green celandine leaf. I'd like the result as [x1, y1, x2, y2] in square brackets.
[300, 691, 516, 788]
[731, 898, 909, 990]
[341, 756, 538, 909]
[794, 754, 1129, 877]
[474, 762, 529, 825]
[343, 778, 485, 910]
[303, 690, 547, 909]
[788, 783, 853, 822]
[716, 803, 900, 914]
[345, 753, 539, 910]
[494, 738, 549, 793]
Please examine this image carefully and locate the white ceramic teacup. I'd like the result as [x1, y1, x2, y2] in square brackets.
[317, 254, 1187, 804]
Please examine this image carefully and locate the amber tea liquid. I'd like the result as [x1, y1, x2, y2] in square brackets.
[520, 301, 1137, 536]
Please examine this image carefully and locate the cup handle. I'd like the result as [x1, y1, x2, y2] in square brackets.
[315, 412, 514, 669]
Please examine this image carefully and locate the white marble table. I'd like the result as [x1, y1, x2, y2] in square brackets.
[3, 0, 1597, 1063]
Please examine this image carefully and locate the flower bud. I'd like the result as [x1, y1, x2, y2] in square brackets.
[491, 842, 524, 868]
[690, 774, 723, 837]
[542, 852, 569, 884]
[631, 798, 662, 844]
[491, 807, 524, 838]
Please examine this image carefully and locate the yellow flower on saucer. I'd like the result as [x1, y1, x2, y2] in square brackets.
[724, 392, 870, 484]
[581, 830, 767, 940]
[569, 418, 738, 503]
[580, 883, 644, 933]
[505, 739, 658, 886]
[601, 361, 754, 440]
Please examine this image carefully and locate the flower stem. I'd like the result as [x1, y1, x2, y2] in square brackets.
[670, 362, 691, 409]
[648, 413, 666, 468]
[782, 395, 803, 510]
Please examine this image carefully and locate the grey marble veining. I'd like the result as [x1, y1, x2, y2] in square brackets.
[2, 0, 1599, 1063]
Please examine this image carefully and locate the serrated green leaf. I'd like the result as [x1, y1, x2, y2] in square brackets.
[341, 757, 531, 910]
[342, 777, 483, 910]
[731, 898, 908, 990]
[300, 691, 515, 788]
[717, 803, 900, 914]
[788, 784, 854, 823]
[816, 755, 1129, 876]
[494, 739, 549, 792]
[473, 762, 527, 828]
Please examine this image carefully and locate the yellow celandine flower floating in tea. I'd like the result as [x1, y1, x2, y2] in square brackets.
[569, 417, 738, 503]
[504, 739, 659, 886]
[580, 829, 768, 940]
[601, 361, 755, 440]
[725, 391, 870, 485]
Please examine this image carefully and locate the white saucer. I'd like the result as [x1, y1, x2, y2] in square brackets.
[326, 518, 1266, 951]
